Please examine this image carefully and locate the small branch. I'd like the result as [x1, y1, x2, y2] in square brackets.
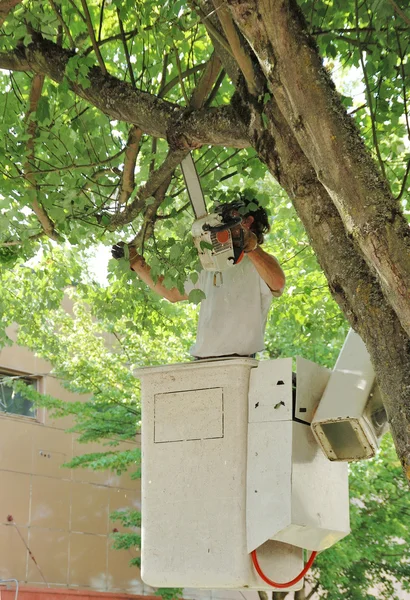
[48, 0, 76, 49]
[117, 125, 143, 204]
[97, 0, 105, 42]
[355, 0, 387, 181]
[117, 7, 136, 87]
[19, 146, 125, 175]
[67, 0, 86, 23]
[84, 27, 141, 55]
[387, 0, 410, 26]
[24, 74, 62, 242]
[394, 158, 410, 202]
[395, 26, 410, 140]
[211, 0, 260, 96]
[306, 583, 320, 600]
[159, 62, 206, 98]
[191, 0, 234, 56]
[174, 45, 190, 104]
[204, 68, 226, 107]
[1, 232, 44, 247]
[80, 0, 107, 75]
[190, 51, 222, 109]
[110, 149, 189, 228]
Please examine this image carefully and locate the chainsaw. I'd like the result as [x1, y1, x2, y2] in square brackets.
[181, 154, 245, 271]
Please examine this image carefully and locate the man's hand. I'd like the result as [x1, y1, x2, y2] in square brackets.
[242, 227, 258, 253]
[111, 242, 140, 266]
[111, 242, 126, 260]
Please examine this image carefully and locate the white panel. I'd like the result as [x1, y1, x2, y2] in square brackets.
[277, 423, 350, 550]
[334, 329, 374, 376]
[154, 388, 223, 443]
[246, 421, 292, 552]
[295, 357, 330, 424]
[248, 359, 292, 423]
[141, 359, 257, 589]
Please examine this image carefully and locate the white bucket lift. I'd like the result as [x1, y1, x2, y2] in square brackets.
[311, 330, 388, 461]
[137, 356, 350, 591]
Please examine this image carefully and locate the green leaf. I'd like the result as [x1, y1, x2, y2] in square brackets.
[199, 240, 213, 251]
[188, 288, 206, 304]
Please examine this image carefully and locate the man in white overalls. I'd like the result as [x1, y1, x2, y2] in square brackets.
[112, 198, 285, 359]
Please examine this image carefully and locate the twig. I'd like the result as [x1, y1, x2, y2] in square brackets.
[159, 62, 206, 98]
[7, 519, 49, 587]
[80, 0, 107, 75]
[48, 0, 75, 48]
[355, 0, 387, 181]
[204, 68, 226, 107]
[17, 146, 126, 175]
[97, 0, 105, 41]
[110, 149, 189, 228]
[117, 7, 136, 87]
[84, 27, 141, 55]
[387, 0, 410, 26]
[191, 0, 234, 57]
[24, 74, 62, 241]
[394, 158, 410, 202]
[1, 233, 44, 246]
[67, 0, 86, 22]
[174, 45, 190, 104]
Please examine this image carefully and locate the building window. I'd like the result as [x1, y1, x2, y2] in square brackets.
[0, 371, 38, 418]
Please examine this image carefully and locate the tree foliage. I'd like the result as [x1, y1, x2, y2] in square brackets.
[0, 189, 409, 597]
[1, 0, 410, 593]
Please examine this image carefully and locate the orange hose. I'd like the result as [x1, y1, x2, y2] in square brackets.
[251, 548, 317, 589]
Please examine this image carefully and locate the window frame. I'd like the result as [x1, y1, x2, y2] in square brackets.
[0, 367, 45, 423]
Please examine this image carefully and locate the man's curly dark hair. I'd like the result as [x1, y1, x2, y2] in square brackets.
[215, 195, 271, 245]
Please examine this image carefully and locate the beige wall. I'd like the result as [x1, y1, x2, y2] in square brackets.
[0, 339, 144, 594]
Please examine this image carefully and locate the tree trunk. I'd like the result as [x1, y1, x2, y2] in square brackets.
[227, 0, 410, 339]
[219, 0, 410, 480]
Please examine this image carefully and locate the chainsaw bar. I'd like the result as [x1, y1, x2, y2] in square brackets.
[181, 154, 207, 219]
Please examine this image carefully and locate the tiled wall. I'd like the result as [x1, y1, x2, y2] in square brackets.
[0, 340, 143, 594]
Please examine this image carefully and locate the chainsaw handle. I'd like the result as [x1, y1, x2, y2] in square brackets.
[202, 215, 242, 233]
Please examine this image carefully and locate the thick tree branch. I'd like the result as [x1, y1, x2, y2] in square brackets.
[131, 175, 174, 251]
[24, 74, 62, 242]
[117, 126, 143, 205]
[253, 93, 410, 481]
[228, 0, 410, 338]
[0, 37, 249, 148]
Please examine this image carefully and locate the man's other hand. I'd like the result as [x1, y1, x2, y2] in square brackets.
[242, 227, 258, 253]
[111, 242, 126, 260]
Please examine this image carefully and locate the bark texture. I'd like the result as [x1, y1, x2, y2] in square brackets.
[198, 0, 410, 477]
[227, 0, 410, 339]
[0, 37, 249, 149]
